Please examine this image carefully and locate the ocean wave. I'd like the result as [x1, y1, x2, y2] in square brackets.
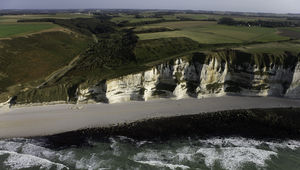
[197, 147, 277, 170]
[0, 150, 68, 170]
[135, 160, 190, 170]
[75, 153, 109, 170]
[0, 140, 23, 152]
[0, 136, 299, 170]
[198, 137, 300, 151]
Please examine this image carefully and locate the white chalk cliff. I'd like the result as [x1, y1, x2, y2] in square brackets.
[78, 51, 300, 104]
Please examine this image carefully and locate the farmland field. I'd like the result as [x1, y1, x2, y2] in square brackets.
[0, 13, 92, 38]
[235, 40, 300, 54]
[136, 21, 290, 44]
[0, 23, 60, 38]
[0, 13, 92, 23]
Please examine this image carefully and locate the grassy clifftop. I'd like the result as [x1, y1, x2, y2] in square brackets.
[0, 31, 91, 102]
[203, 48, 300, 69]
[12, 41, 300, 104]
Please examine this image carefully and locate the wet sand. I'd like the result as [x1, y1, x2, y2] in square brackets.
[0, 96, 299, 138]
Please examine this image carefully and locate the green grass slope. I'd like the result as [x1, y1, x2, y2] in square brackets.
[0, 31, 91, 100]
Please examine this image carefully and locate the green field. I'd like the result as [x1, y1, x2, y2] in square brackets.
[235, 40, 300, 54]
[0, 13, 92, 23]
[0, 23, 59, 38]
[0, 13, 92, 38]
[136, 21, 290, 44]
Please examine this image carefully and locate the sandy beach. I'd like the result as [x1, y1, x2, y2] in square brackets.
[0, 96, 299, 138]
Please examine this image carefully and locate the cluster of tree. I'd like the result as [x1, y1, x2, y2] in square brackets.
[149, 12, 177, 18]
[134, 13, 172, 19]
[176, 16, 216, 21]
[287, 17, 300, 21]
[121, 19, 169, 27]
[93, 13, 113, 20]
[0, 9, 92, 15]
[134, 27, 176, 34]
[74, 29, 138, 71]
[134, 14, 145, 18]
[218, 17, 300, 27]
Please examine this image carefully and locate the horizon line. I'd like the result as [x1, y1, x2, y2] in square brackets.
[0, 8, 299, 15]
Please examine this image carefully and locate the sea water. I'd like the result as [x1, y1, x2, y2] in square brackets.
[0, 136, 300, 170]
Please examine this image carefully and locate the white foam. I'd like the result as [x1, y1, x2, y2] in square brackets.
[117, 136, 135, 142]
[199, 137, 300, 151]
[58, 151, 76, 163]
[109, 137, 122, 156]
[199, 137, 263, 148]
[75, 153, 108, 170]
[173, 146, 195, 162]
[133, 149, 193, 169]
[265, 140, 300, 151]
[134, 150, 163, 161]
[21, 143, 57, 160]
[197, 147, 277, 170]
[0, 150, 68, 170]
[0, 140, 23, 152]
[136, 160, 190, 170]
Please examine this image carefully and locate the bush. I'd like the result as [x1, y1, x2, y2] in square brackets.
[218, 17, 236, 25]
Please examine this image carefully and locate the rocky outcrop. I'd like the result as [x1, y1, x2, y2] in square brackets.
[286, 62, 300, 98]
[0, 97, 15, 109]
[78, 50, 300, 103]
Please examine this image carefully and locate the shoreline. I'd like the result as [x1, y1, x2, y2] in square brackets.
[42, 107, 300, 148]
[0, 96, 300, 139]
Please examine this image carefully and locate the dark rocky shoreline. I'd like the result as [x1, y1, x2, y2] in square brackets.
[39, 107, 300, 149]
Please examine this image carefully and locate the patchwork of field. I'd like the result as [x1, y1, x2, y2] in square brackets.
[136, 21, 290, 44]
[111, 12, 290, 24]
[0, 13, 91, 38]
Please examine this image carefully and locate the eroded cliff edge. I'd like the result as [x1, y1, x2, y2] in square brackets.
[6, 49, 300, 106]
[77, 50, 300, 104]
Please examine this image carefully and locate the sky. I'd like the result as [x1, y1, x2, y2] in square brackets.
[0, 0, 299, 14]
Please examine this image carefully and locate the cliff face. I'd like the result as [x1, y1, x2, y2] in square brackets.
[78, 50, 300, 104]
[286, 62, 300, 98]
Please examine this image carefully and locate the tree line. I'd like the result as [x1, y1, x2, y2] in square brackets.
[218, 17, 300, 27]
